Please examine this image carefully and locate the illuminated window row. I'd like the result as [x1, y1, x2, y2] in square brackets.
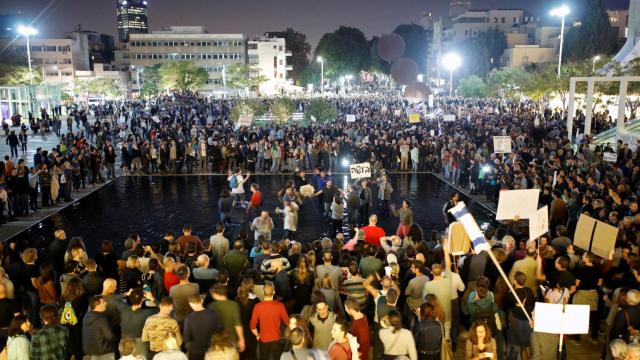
[131, 53, 243, 60]
[130, 40, 242, 47]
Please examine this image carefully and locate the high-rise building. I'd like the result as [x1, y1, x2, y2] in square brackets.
[116, 0, 148, 43]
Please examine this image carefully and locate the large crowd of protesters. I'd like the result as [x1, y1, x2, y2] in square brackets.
[0, 89, 638, 360]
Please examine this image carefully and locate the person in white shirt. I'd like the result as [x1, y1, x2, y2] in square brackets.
[410, 145, 420, 172]
[276, 198, 299, 240]
[227, 168, 250, 207]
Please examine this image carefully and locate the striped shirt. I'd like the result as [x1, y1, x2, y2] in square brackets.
[343, 277, 367, 306]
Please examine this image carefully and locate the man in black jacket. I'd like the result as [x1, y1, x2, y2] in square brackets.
[5, 130, 19, 158]
[82, 295, 117, 359]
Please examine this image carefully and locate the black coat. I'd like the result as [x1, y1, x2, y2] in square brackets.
[82, 311, 116, 355]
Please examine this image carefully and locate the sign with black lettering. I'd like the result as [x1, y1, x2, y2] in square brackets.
[349, 162, 371, 179]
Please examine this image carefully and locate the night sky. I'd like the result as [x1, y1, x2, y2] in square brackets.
[0, 0, 630, 47]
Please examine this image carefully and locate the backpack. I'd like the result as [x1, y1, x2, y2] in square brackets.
[414, 320, 443, 354]
[230, 175, 238, 189]
[60, 301, 78, 325]
[471, 302, 498, 334]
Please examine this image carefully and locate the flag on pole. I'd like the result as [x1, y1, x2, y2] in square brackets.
[448, 202, 490, 254]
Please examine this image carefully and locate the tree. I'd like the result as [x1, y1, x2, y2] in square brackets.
[225, 63, 268, 91]
[457, 76, 486, 98]
[229, 99, 267, 124]
[564, 0, 617, 61]
[158, 61, 208, 91]
[456, 28, 507, 77]
[368, 36, 391, 74]
[303, 98, 337, 123]
[314, 26, 370, 78]
[269, 28, 311, 85]
[270, 98, 296, 124]
[0, 64, 42, 86]
[139, 64, 161, 98]
[74, 78, 121, 98]
[484, 68, 530, 98]
[393, 24, 427, 73]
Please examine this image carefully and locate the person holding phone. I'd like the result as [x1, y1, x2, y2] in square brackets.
[466, 321, 496, 360]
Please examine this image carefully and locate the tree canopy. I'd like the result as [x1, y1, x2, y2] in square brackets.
[303, 98, 337, 123]
[393, 24, 427, 74]
[225, 63, 268, 91]
[74, 78, 121, 98]
[564, 0, 617, 61]
[139, 64, 161, 99]
[158, 61, 208, 91]
[314, 26, 370, 78]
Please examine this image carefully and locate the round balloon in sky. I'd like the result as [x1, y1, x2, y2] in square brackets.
[377, 33, 406, 63]
[391, 57, 419, 85]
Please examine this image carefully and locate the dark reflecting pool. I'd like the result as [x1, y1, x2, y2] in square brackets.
[9, 173, 495, 254]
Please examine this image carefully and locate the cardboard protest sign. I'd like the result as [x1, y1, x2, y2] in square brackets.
[496, 189, 539, 220]
[299, 184, 316, 197]
[534, 302, 590, 335]
[493, 136, 512, 153]
[529, 206, 549, 240]
[442, 114, 456, 122]
[151, 115, 160, 123]
[603, 152, 617, 162]
[573, 214, 618, 258]
[448, 222, 471, 256]
[237, 114, 252, 127]
[346, 114, 356, 122]
[349, 162, 371, 179]
[408, 113, 421, 123]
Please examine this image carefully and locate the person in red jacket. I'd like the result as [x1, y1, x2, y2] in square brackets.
[250, 283, 289, 360]
[246, 183, 263, 216]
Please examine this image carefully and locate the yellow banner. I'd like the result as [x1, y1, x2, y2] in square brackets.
[408, 113, 421, 123]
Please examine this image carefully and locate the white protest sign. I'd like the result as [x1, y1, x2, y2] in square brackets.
[237, 114, 252, 127]
[534, 302, 590, 335]
[381, 105, 388, 114]
[428, 94, 434, 108]
[603, 152, 617, 162]
[310, 115, 317, 122]
[496, 189, 540, 220]
[443, 114, 456, 122]
[346, 114, 356, 122]
[151, 115, 160, 123]
[394, 109, 402, 116]
[349, 162, 371, 179]
[529, 206, 549, 240]
[493, 136, 512, 153]
[552, 171, 557, 188]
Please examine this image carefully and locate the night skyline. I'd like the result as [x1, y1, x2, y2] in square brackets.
[1, 0, 630, 47]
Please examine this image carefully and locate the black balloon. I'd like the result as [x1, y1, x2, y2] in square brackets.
[377, 33, 406, 62]
[391, 58, 419, 85]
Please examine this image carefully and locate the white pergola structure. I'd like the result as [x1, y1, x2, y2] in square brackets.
[567, 76, 640, 141]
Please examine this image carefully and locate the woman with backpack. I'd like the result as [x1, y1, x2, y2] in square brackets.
[60, 277, 88, 360]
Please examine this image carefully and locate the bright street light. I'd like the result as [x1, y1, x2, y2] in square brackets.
[17, 25, 38, 86]
[592, 55, 601, 72]
[550, 5, 570, 79]
[317, 56, 324, 93]
[442, 52, 461, 97]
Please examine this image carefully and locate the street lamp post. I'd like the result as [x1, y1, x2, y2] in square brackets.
[592, 55, 601, 73]
[17, 25, 38, 86]
[442, 52, 461, 97]
[317, 56, 324, 93]
[550, 5, 570, 79]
